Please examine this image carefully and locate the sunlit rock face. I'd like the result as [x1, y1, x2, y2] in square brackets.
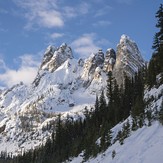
[112, 35, 145, 85]
[103, 48, 116, 72]
[40, 43, 73, 72]
[81, 49, 104, 84]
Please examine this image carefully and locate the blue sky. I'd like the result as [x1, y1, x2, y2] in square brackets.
[0, 0, 162, 87]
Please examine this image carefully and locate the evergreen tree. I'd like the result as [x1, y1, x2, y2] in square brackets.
[99, 90, 107, 113]
[159, 101, 163, 125]
[112, 150, 116, 159]
[117, 130, 124, 145]
[112, 79, 122, 123]
[152, 33, 160, 53]
[106, 71, 114, 105]
[106, 72, 123, 125]
[100, 122, 112, 151]
[155, 4, 163, 43]
[146, 109, 152, 126]
[131, 96, 144, 119]
[122, 120, 130, 139]
[147, 3, 163, 87]
[147, 59, 157, 86]
[95, 95, 99, 114]
[131, 117, 138, 131]
[122, 74, 133, 119]
[154, 3, 163, 71]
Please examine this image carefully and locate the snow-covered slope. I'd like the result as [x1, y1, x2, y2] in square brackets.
[71, 121, 163, 163]
[0, 44, 107, 155]
[70, 84, 163, 163]
[0, 35, 145, 155]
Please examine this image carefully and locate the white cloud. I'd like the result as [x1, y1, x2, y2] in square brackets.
[50, 32, 64, 40]
[71, 34, 100, 58]
[62, 2, 90, 19]
[0, 67, 38, 87]
[36, 10, 63, 28]
[97, 38, 112, 47]
[19, 54, 40, 67]
[13, 0, 64, 29]
[0, 54, 40, 87]
[13, 0, 92, 29]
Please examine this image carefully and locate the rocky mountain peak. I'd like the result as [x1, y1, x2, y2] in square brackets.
[118, 34, 143, 59]
[96, 49, 105, 66]
[81, 49, 104, 83]
[120, 34, 131, 44]
[39, 43, 73, 72]
[113, 34, 145, 85]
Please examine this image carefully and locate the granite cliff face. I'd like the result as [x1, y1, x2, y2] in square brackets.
[103, 48, 116, 72]
[40, 43, 73, 72]
[81, 49, 104, 86]
[113, 35, 145, 85]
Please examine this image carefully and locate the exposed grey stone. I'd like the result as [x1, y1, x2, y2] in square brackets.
[112, 35, 145, 85]
[103, 48, 116, 72]
[39, 43, 73, 72]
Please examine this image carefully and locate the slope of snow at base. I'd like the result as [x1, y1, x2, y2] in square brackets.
[71, 84, 163, 163]
[71, 121, 163, 163]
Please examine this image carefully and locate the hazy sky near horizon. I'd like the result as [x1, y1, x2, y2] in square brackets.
[0, 0, 162, 87]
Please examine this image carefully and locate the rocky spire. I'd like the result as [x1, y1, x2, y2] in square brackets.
[81, 49, 104, 83]
[113, 34, 145, 85]
[39, 43, 73, 72]
[103, 48, 116, 72]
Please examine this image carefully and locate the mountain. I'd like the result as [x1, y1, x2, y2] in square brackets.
[0, 35, 145, 156]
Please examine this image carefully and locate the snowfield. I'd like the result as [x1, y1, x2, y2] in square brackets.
[71, 121, 163, 163]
